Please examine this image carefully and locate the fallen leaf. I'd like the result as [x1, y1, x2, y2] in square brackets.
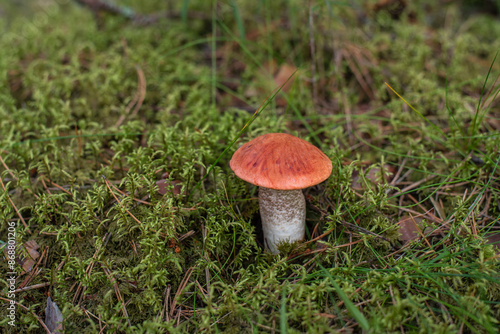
[245, 60, 297, 106]
[2, 239, 40, 275]
[157, 179, 182, 196]
[351, 164, 395, 191]
[398, 215, 421, 242]
[397, 215, 432, 243]
[273, 63, 297, 94]
[45, 297, 63, 334]
[371, 0, 407, 19]
[485, 232, 500, 255]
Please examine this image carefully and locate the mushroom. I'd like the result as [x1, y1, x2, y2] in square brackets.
[230, 133, 332, 253]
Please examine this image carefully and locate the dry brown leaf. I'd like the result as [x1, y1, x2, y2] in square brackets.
[485, 232, 500, 255]
[245, 60, 297, 106]
[351, 164, 395, 191]
[372, 0, 407, 19]
[398, 215, 422, 243]
[157, 179, 182, 196]
[273, 63, 297, 94]
[2, 239, 40, 275]
[397, 215, 433, 243]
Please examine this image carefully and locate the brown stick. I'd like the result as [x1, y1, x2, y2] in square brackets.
[0, 296, 52, 333]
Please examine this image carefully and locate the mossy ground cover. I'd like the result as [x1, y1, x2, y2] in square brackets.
[0, 0, 499, 332]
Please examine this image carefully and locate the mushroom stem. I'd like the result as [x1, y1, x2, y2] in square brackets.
[259, 187, 306, 253]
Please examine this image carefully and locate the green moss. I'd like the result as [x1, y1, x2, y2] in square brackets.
[0, 0, 499, 333]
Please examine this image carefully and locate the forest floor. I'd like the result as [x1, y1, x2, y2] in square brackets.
[0, 0, 499, 333]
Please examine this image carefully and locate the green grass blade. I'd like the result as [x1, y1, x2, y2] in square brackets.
[281, 284, 288, 334]
[230, 0, 246, 45]
[319, 264, 370, 331]
[385, 82, 446, 141]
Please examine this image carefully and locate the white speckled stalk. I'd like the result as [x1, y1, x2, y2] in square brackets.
[259, 187, 306, 254]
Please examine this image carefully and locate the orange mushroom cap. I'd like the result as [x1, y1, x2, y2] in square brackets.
[230, 133, 332, 190]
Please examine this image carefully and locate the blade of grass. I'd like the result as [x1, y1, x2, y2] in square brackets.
[229, 0, 245, 45]
[470, 50, 499, 144]
[215, 19, 323, 146]
[280, 284, 287, 334]
[187, 70, 297, 201]
[445, 78, 466, 140]
[211, 0, 217, 109]
[180, 0, 190, 23]
[318, 264, 370, 331]
[385, 82, 447, 141]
